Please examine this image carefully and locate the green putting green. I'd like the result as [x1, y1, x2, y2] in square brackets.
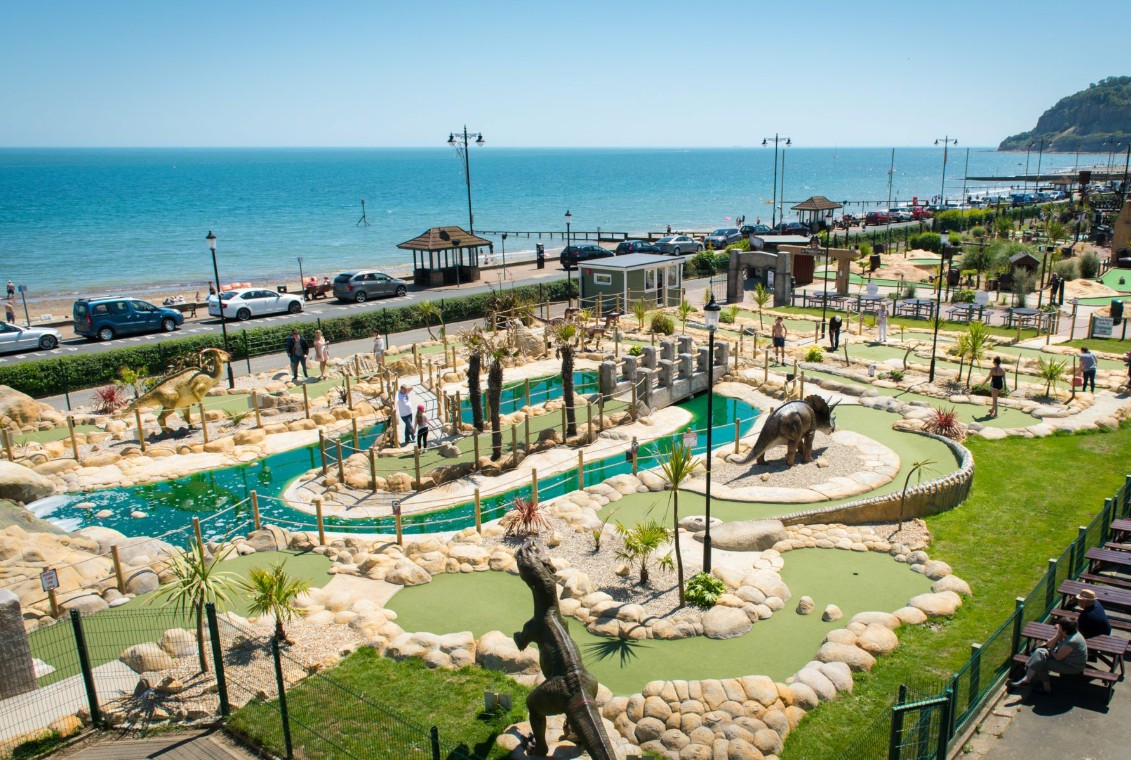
[28, 550, 332, 686]
[15, 425, 99, 446]
[387, 550, 931, 695]
[1098, 269, 1131, 293]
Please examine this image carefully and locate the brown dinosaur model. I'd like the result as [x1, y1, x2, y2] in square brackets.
[127, 348, 230, 431]
[730, 395, 838, 467]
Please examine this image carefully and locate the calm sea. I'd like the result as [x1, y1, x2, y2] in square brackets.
[0, 147, 1111, 301]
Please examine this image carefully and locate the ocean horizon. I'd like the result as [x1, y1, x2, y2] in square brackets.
[0, 146, 1111, 301]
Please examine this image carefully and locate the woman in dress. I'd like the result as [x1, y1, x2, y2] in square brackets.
[313, 329, 329, 378]
[984, 356, 1006, 417]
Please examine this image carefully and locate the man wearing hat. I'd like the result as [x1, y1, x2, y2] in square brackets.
[396, 385, 414, 446]
[1073, 588, 1112, 639]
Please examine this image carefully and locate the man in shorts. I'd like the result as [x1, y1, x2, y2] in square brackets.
[772, 316, 787, 364]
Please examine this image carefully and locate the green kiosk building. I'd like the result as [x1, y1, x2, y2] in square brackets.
[577, 253, 684, 315]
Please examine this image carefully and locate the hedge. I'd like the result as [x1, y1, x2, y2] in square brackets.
[0, 279, 575, 399]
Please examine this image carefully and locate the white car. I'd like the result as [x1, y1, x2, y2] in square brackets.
[208, 288, 304, 321]
[0, 322, 61, 353]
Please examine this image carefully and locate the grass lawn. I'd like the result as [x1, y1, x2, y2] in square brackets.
[781, 424, 1131, 759]
[227, 647, 529, 760]
[1062, 336, 1131, 354]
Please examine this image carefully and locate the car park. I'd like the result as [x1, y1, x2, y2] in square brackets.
[704, 227, 742, 249]
[654, 235, 704, 255]
[740, 224, 774, 236]
[559, 244, 616, 270]
[0, 322, 61, 354]
[614, 240, 662, 255]
[332, 271, 409, 303]
[208, 288, 304, 321]
[73, 297, 185, 341]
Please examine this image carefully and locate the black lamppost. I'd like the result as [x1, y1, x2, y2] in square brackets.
[821, 231, 831, 339]
[297, 256, 305, 300]
[206, 231, 235, 389]
[929, 137, 957, 383]
[702, 296, 722, 573]
[501, 232, 508, 282]
[447, 126, 485, 234]
[762, 135, 791, 227]
[565, 210, 573, 306]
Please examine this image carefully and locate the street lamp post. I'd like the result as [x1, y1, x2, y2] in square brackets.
[501, 232, 508, 282]
[929, 137, 957, 383]
[702, 296, 722, 573]
[206, 231, 236, 389]
[446, 126, 485, 235]
[761, 135, 791, 227]
[297, 256, 305, 300]
[565, 210, 573, 307]
[821, 232, 831, 339]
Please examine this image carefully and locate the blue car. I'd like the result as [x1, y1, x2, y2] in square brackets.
[73, 297, 185, 341]
[704, 228, 742, 249]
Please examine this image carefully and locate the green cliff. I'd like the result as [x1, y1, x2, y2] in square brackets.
[999, 76, 1131, 152]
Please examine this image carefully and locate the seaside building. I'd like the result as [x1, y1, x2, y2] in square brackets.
[578, 253, 683, 315]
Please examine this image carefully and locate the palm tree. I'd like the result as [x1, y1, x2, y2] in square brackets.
[677, 300, 694, 334]
[239, 561, 311, 644]
[898, 459, 936, 531]
[615, 521, 674, 586]
[415, 301, 444, 340]
[459, 328, 485, 431]
[631, 299, 649, 332]
[1037, 356, 1067, 397]
[482, 331, 508, 460]
[658, 439, 700, 608]
[154, 542, 238, 673]
[750, 283, 771, 329]
[963, 321, 991, 386]
[553, 323, 580, 438]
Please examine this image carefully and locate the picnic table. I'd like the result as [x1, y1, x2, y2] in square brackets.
[1110, 518, 1131, 543]
[896, 298, 935, 320]
[1005, 307, 1046, 330]
[946, 303, 987, 323]
[854, 294, 886, 314]
[1014, 621, 1127, 698]
[1058, 580, 1131, 618]
[803, 292, 832, 308]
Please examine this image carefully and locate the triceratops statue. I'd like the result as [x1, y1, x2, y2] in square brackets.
[730, 395, 838, 467]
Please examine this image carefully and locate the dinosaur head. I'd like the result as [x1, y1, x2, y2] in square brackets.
[516, 538, 558, 597]
[805, 395, 838, 434]
[201, 347, 231, 363]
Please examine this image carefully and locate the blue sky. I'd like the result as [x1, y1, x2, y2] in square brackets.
[1, 0, 1127, 148]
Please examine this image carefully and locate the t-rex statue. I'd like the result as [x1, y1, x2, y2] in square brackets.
[514, 540, 618, 760]
[126, 348, 230, 431]
[731, 395, 838, 467]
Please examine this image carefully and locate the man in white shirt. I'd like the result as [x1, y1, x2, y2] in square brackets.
[396, 385, 414, 445]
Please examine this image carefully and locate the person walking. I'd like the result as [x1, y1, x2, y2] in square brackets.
[828, 314, 842, 351]
[771, 316, 787, 364]
[5, 281, 14, 300]
[1009, 618, 1087, 693]
[372, 331, 385, 365]
[1079, 346, 1097, 394]
[3, 299, 14, 324]
[313, 329, 329, 378]
[284, 328, 310, 382]
[415, 404, 429, 449]
[985, 356, 1006, 417]
[396, 384, 414, 446]
[876, 301, 889, 343]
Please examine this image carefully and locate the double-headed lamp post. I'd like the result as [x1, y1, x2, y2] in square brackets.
[447, 127, 485, 235]
[206, 231, 236, 389]
[702, 296, 722, 573]
[929, 137, 957, 383]
[761, 135, 791, 227]
[565, 210, 573, 306]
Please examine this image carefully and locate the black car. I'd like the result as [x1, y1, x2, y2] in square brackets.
[740, 224, 774, 236]
[614, 240, 662, 255]
[560, 244, 615, 270]
[774, 222, 812, 236]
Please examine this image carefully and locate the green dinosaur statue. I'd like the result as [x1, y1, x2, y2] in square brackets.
[126, 348, 230, 431]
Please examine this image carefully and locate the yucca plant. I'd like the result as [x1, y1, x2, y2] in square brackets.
[460, 327, 485, 431]
[962, 321, 991, 386]
[750, 283, 771, 329]
[553, 323, 581, 437]
[153, 542, 238, 673]
[615, 521, 674, 586]
[658, 439, 701, 607]
[677, 300, 694, 334]
[500, 495, 549, 537]
[631, 299, 649, 331]
[925, 406, 964, 441]
[94, 384, 128, 415]
[240, 561, 311, 644]
[415, 301, 444, 340]
[1037, 356, 1067, 397]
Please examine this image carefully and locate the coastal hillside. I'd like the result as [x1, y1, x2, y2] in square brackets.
[999, 76, 1131, 152]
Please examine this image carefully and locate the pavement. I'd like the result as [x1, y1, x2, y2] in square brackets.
[0, 661, 137, 743]
[53, 729, 256, 760]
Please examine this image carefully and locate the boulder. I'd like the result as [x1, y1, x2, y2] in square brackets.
[821, 604, 842, 622]
[120, 643, 175, 673]
[0, 385, 58, 428]
[385, 559, 432, 586]
[702, 606, 752, 640]
[474, 630, 540, 675]
[932, 575, 972, 596]
[60, 593, 108, 615]
[679, 515, 722, 533]
[893, 606, 929, 625]
[159, 628, 197, 658]
[816, 642, 876, 672]
[742, 569, 791, 602]
[701, 519, 787, 552]
[124, 568, 159, 595]
[908, 591, 962, 618]
[795, 596, 815, 615]
[855, 623, 899, 655]
[0, 460, 55, 504]
[817, 661, 854, 692]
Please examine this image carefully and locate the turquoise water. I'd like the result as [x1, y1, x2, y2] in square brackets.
[31, 374, 758, 539]
[0, 147, 1108, 299]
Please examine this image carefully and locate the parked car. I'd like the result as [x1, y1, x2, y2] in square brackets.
[208, 288, 304, 321]
[332, 271, 408, 303]
[73, 297, 185, 341]
[615, 240, 662, 255]
[740, 224, 774, 236]
[909, 206, 932, 221]
[0, 322, 61, 353]
[773, 221, 812, 236]
[560, 244, 615, 270]
[704, 227, 743, 249]
[654, 235, 704, 255]
[864, 211, 891, 226]
[888, 208, 913, 222]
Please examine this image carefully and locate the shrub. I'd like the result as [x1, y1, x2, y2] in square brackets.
[925, 406, 965, 441]
[857, 242, 873, 257]
[685, 572, 726, 609]
[804, 346, 824, 362]
[909, 232, 943, 253]
[969, 226, 987, 240]
[969, 382, 1008, 398]
[719, 305, 738, 324]
[1054, 259, 1080, 281]
[887, 369, 905, 382]
[952, 289, 976, 304]
[93, 384, 128, 414]
[500, 496, 549, 537]
[628, 345, 644, 357]
[688, 251, 718, 277]
[905, 283, 918, 299]
[1079, 252, 1100, 279]
[650, 313, 675, 335]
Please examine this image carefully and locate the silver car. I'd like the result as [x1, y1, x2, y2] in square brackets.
[333, 271, 408, 303]
[654, 235, 704, 256]
[0, 322, 61, 353]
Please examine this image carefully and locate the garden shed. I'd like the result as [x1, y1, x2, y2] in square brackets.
[578, 254, 683, 315]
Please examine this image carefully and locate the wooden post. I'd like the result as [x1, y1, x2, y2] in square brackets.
[800, 371, 805, 398]
[586, 401, 593, 434]
[0, 428, 11, 461]
[314, 497, 326, 546]
[251, 490, 261, 530]
[48, 587, 59, 619]
[814, 323, 819, 344]
[631, 437, 639, 476]
[336, 440, 345, 482]
[524, 416, 531, 452]
[134, 407, 147, 452]
[597, 293, 603, 318]
[598, 394, 605, 432]
[455, 390, 462, 426]
[67, 417, 79, 461]
[524, 378, 531, 408]
[511, 424, 518, 459]
[319, 430, 328, 474]
[734, 340, 739, 370]
[394, 504, 403, 546]
[252, 391, 262, 428]
[199, 403, 209, 443]
[302, 384, 311, 419]
[1069, 300, 1078, 340]
[734, 418, 741, 454]
[1014, 360, 1020, 392]
[531, 468, 539, 503]
[351, 416, 359, 444]
[631, 379, 638, 420]
[473, 430, 480, 467]
[764, 350, 769, 383]
[390, 404, 398, 446]
[192, 517, 205, 554]
[739, 331, 744, 360]
[354, 355, 362, 378]
[368, 448, 377, 493]
[561, 404, 567, 438]
[345, 375, 353, 410]
[111, 545, 125, 593]
[412, 344, 419, 365]
[413, 446, 422, 488]
[474, 488, 482, 534]
[577, 450, 584, 488]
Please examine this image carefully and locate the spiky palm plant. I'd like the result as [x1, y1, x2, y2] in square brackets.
[415, 301, 444, 340]
[500, 496, 549, 537]
[240, 561, 311, 644]
[615, 521, 674, 586]
[482, 332, 508, 460]
[460, 328, 485, 431]
[153, 542, 238, 673]
[677, 300, 693, 334]
[751, 283, 771, 329]
[658, 439, 701, 607]
[1037, 356, 1067, 397]
[631, 299, 649, 331]
[963, 321, 991, 386]
[553, 323, 580, 438]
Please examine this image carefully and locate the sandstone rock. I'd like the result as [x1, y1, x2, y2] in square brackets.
[908, 591, 962, 617]
[786, 682, 819, 710]
[849, 611, 901, 629]
[60, 592, 109, 615]
[704, 519, 788, 552]
[855, 623, 899, 655]
[742, 569, 790, 602]
[702, 606, 753, 640]
[386, 472, 413, 493]
[0, 460, 55, 503]
[816, 642, 876, 672]
[922, 560, 953, 580]
[159, 628, 197, 658]
[739, 675, 778, 707]
[47, 715, 83, 738]
[794, 668, 836, 702]
[125, 568, 159, 595]
[385, 559, 432, 586]
[795, 596, 814, 615]
[932, 575, 972, 596]
[817, 661, 854, 692]
[474, 630, 539, 675]
[893, 606, 929, 625]
[635, 716, 666, 743]
[234, 428, 266, 445]
[120, 643, 175, 673]
[821, 604, 842, 622]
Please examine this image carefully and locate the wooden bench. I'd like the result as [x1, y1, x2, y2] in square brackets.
[1078, 572, 1131, 591]
[305, 283, 333, 300]
[1010, 653, 1119, 697]
[1016, 621, 1127, 700]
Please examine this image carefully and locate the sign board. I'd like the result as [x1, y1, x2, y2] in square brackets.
[1092, 316, 1114, 338]
[392, 502, 402, 516]
[681, 432, 698, 448]
[39, 569, 59, 592]
[17, 285, 27, 294]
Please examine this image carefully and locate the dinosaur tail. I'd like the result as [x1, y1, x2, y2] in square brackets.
[570, 695, 619, 760]
[732, 421, 777, 464]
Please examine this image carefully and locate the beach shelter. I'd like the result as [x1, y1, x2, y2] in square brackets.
[790, 196, 843, 228]
[397, 226, 493, 287]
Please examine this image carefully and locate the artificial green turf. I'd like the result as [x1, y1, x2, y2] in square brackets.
[387, 550, 930, 696]
[1097, 268, 1131, 293]
[28, 550, 331, 686]
[781, 423, 1131, 759]
[14, 425, 99, 445]
[1061, 336, 1131, 354]
[228, 646, 529, 760]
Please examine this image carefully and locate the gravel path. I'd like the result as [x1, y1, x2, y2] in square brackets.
[711, 435, 862, 490]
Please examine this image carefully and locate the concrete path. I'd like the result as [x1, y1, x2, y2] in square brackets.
[0, 661, 137, 743]
[53, 729, 256, 760]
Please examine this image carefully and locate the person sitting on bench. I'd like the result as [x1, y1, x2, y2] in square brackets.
[1010, 619, 1087, 693]
[1072, 589, 1112, 638]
